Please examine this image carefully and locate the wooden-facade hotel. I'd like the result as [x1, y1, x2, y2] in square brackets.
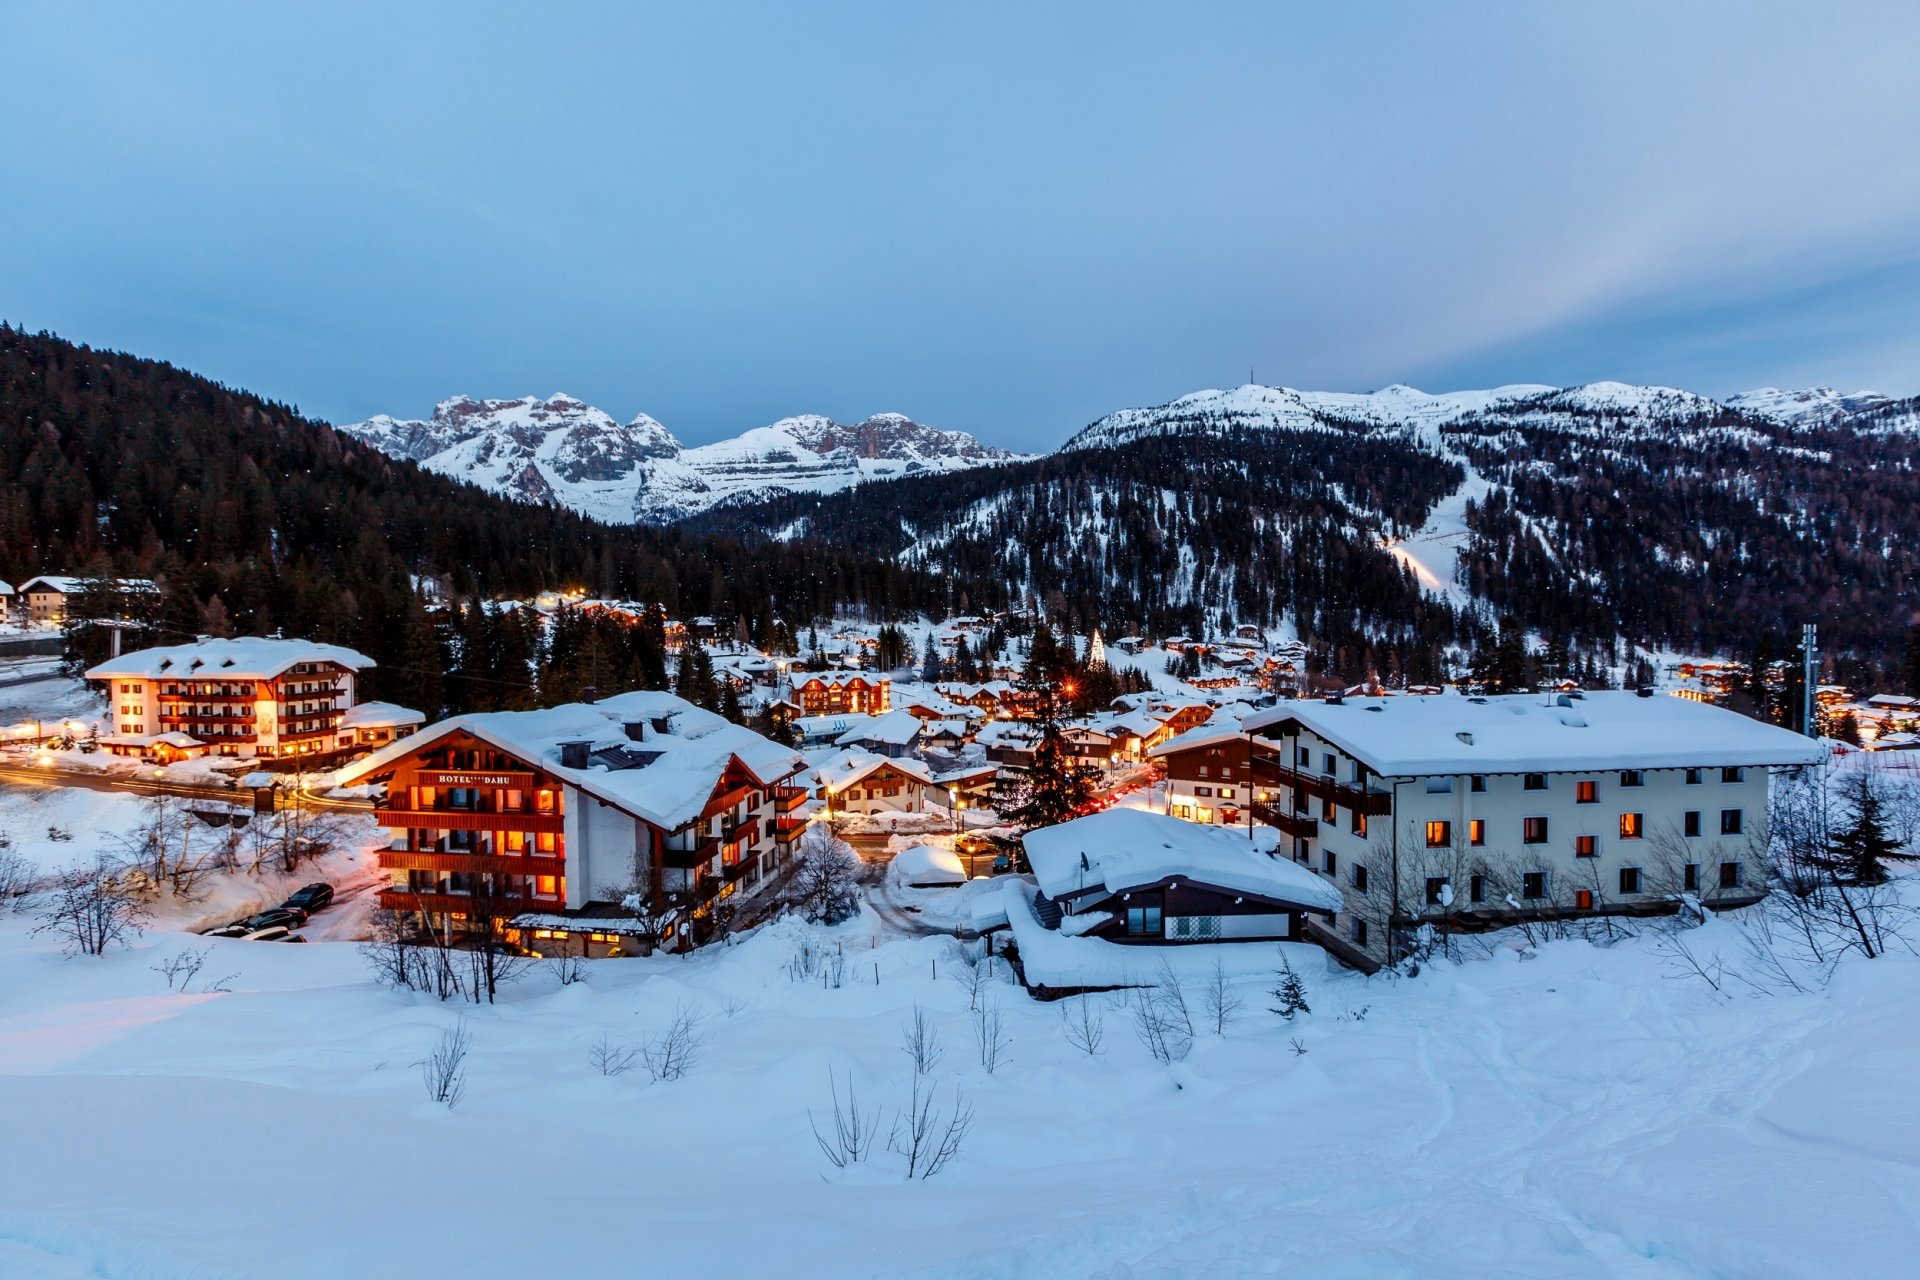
[335, 690, 809, 953]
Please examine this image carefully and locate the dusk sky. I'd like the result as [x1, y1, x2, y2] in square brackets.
[4, 2, 1917, 449]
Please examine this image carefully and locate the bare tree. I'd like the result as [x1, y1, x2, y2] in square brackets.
[790, 825, 862, 925]
[901, 1005, 943, 1076]
[641, 1005, 704, 1082]
[970, 997, 1009, 1073]
[811, 1069, 882, 1170]
[462, 877, 531, 1004]
[419, 1020, 471, 1108]
[1059, 995, 1106, 1057]
[587, 1032, 639, 1076]
[34, 860, 148, 957]
[1202, 957, 1242, 1034]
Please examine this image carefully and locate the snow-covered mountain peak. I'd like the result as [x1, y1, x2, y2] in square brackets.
[1724, 385, 1893, 426]
[340, 396, 1024, 524]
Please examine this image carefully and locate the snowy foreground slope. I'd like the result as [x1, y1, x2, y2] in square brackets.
[2, 886, 1917, 1278]
[340, 394, 1025, 523]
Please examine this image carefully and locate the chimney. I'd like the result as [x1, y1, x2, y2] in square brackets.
[1636, 686, 1654, 699]
[650, 714, 673, 735]
[558, 740, 591, 769]
[623, 719, 650, 742]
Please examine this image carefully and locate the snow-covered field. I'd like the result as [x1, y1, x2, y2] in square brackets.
[1, 867, 1917, 1278]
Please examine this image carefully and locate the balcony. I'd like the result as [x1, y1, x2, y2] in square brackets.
[1249, 801, 1316, 840]
[1252, 762, 1394, 817]
[662, 836, 719, 870]
[377, 888, 546, 916]
[373, 805, 566, 833]
[773, 785, 808, 813]
[775, 814, 808, 842]
[723, 851, 760, 883]
[379, 850, 567, 876]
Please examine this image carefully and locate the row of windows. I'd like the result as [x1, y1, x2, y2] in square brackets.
[1424, 810, 1742, 848]
[1342, 861, 1746, 907]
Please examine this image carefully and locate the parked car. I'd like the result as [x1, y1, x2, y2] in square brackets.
[991, 852, 1013, 874]
[242, 925, 293, 942]
[238, 907, 307, 932]
[205, 923, 251, 939]
[282, 883, 334, 913]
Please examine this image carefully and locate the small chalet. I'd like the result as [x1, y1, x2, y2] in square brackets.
[816, 749, 936, 817]
[1021, 808, 1342, 944]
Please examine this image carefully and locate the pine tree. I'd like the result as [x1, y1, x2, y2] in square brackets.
[1270, 953, 1309, 1019]
[1826, 775, 1895, 884]
[920, 631, 942, 683]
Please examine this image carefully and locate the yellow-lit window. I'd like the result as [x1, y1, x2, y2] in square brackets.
[536, 832, 557, 854]
[1619, 813, 1644, 840]
[503, 831, 526, 853]
[1425, 820, 1451, 848]
[537, 876, 559, 896]
[535, 789, 556, 813]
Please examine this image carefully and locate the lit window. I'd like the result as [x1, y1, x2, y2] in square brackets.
[1619, 813, 1644, 840]
[1468, 819, 1486, 847]
[1523, 817, 1548, 844]
[1575, 834, 1597, 857]
[1425, 820, 1451, 848]
[1575, 780, 1597, 804]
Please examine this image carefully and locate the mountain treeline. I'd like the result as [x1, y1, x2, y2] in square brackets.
[693, 426, 1476, 684]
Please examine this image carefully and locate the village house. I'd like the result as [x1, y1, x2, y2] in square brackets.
[334, 690, 809, 955]
[20, 574, 158, 625]
[1150, 720, 1277, 826]
[1235, 690, 1827, 967]
[791, 671, 890, 716]
[832, 708, 924, 758]
[86, 636, 377, 760]
[815, 749, 937, 818]
[1019, 808, 1343, 945]
[341, 700, 426, 749]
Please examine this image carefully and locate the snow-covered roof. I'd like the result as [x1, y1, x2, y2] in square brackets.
[86, 636, 375, 681]
[100, 731, 203, 748]
[1241, 690, 1827, 776]
[1023, 809, 1343, 912]
[342, 701, 425, 729]
[834, 709, 923, 748]
[337, 690, 806, 832]
[975, 721, 1038, 749]
[1149, 718, 1254, 757]
[20, 575, 157, 596]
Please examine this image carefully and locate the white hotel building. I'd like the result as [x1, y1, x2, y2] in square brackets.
[1235, 691, 1827, 967]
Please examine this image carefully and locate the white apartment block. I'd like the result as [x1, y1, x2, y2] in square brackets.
[1238, 691, 1827, 966]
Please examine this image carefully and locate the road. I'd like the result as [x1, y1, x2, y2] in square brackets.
[0, 757, 371, 813]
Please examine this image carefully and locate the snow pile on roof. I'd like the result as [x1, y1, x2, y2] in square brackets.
[1022, 808, 1343, 912]
[813, 749, 933, 793]
[337, 689, 805, 831]
[890, 844, 966, 887]
[834, 709, 923, 748]
[1242, 690, 1827, 776]
[341, 701, 425, 729]
[86, 636, 375, 681]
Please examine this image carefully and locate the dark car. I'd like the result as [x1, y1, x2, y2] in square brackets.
[205, 922, 251, 939]
[282, 883, 334, 914]
[991, 853, 1013, 874]
[239, 906, 308, 932]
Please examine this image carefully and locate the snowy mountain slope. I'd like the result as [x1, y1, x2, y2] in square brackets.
[340, 395, 1026, 524]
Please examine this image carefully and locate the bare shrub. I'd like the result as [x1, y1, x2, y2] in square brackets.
[0, 837, 34, 909]
[555, 950, 588, 986]
[950, 949, 995, 1010]
[1128, 969, 1194, 1064]
[420, 1020, 471, 1108]
[811, 1069, 882, 1170]
[1059, 995, 1106, 1058]
[1203, 958, 1241, 1034]
[970, 997, 1009, 1074]
[34, 860, 148, 957]
[588, 1032, 639, 1077]
[901, 1005, 943, 1076]
[152, 947, 210, 991]
[641, 1005, 704, 1082]
[892, 1072, 974, 1180]
[1289, 1036, 1308, 1056]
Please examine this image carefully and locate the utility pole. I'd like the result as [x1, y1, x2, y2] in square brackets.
[1802, 623, 1818, 738]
